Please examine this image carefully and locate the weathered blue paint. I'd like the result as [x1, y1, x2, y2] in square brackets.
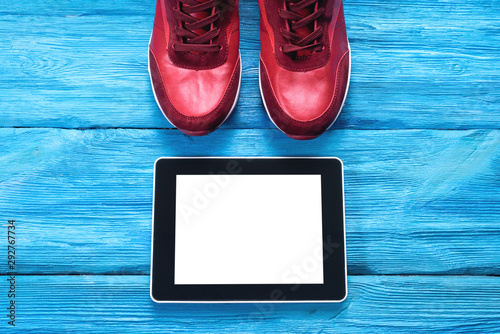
[0, 0, 499, 332]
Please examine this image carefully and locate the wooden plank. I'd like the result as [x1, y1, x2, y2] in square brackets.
[0, 0, 151, 15]
[0, 275, 498, 332]
[0, 1, 498, 129]
[0, 128, 498, 275]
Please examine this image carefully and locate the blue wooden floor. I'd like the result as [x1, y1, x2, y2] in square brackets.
[1, 0, 499, 332]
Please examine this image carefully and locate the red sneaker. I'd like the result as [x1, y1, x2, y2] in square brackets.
[259, 0, 351, 140]
[149, 0, 241, 136]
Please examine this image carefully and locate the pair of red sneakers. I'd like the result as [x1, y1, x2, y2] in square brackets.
[149, 0, 350, 140]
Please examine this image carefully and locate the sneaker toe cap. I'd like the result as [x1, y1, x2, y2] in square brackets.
[149, 51, 241, 136]
[260, 54, 350, 140]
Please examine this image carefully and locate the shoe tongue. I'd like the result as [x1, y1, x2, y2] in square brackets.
[294, 7, 315, 57]
[182, 0, 216, 53]
[190, 0, 213, 39]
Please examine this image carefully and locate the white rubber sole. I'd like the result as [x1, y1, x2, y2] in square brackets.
[259, 42, 352, 140]
[147, 48, 242, 136]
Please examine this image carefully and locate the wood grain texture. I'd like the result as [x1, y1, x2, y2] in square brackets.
[0, 0, 498, 129]
[0, 275, 499, 333]
[0, 128, 498, 275]
[0, 0, 499, 331]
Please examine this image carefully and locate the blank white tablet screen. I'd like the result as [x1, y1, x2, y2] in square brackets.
[174, 174, 323, 285]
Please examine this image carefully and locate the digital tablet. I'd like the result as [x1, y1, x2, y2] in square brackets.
[150, 157, 346, 303]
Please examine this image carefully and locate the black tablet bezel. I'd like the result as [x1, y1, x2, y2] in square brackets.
[151, 157, 346, 303]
